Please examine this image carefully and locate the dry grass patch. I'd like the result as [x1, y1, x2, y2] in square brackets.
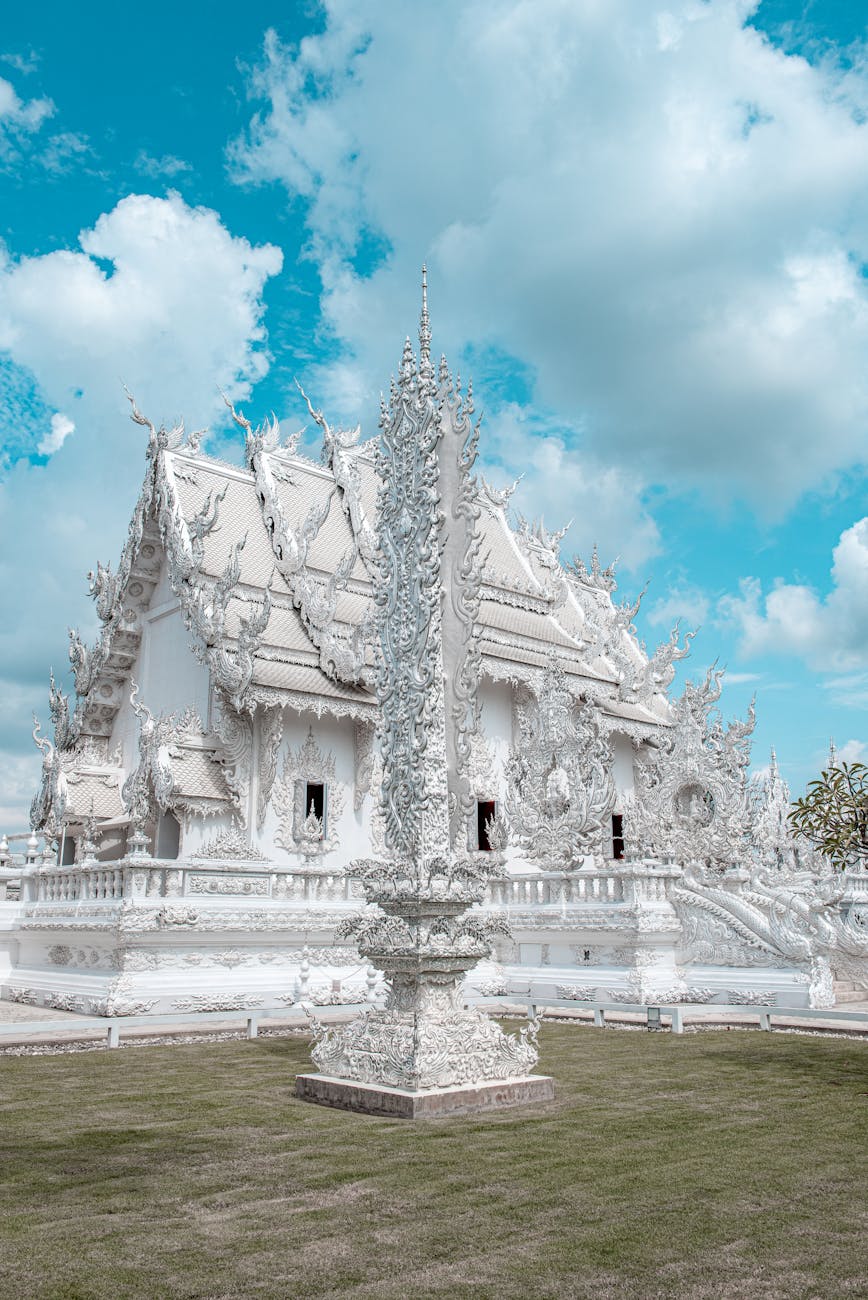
[0, 1025, 865, 1299]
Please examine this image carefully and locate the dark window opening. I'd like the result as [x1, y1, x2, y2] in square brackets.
[477, 799, 497, 852]
[60, 835, 76, 866]
[305, 782, 326, 834]
[612, 813, 625, 861]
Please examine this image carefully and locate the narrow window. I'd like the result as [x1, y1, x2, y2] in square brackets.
[155, 811, 181, 860]
[60, 835, 76, 866]
[477, 799, 497, 852]
[612, 813, 625, 861]
[305, 782, 326, 835]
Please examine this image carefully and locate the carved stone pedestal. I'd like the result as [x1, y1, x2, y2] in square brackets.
[295, 1071, 554, 1118]
[298, 887, 549, 1113]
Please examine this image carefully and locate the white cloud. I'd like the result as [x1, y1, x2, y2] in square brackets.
[722, 671, 761, 685]
[231, 1, 868, 510]
[37, 411, 74, 456]
[1, 51, 40, 77]
[135, 150, 192, 179]
[481, 401, 661, 571]
[837, 738, 866, 764]
[824, 672, 868, 710]
[0, 193, 283, 824]
[0, 749, 40, 827]
[721, 517, 868, 672]
[39, 130, 91, 175]
[645, 582, 710, 630]
[0, 191, 283, 431]
[0, 73, 53, 155]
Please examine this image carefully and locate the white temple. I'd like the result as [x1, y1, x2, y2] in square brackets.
[2, 279, 867, 1020]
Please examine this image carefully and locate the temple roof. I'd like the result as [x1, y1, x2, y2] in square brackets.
[51, 352, 688, 778]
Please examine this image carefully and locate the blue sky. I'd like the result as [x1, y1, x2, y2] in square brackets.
[1, 0, 868, 823]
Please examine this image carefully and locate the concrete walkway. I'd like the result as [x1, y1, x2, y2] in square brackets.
[1, 997, 866, 1051]
[0, 999, 352, 1050]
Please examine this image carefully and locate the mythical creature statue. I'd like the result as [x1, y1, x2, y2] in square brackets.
[48, 670, 76, 752]
[120, 683, 197, 830]
[674, 861, 868, 1006]
[30, 716, 68, 835]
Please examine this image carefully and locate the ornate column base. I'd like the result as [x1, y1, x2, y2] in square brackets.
[296, 960, 553, 1117]
[295, 1071, 554, 1118]
[294, 858, 554, 1117]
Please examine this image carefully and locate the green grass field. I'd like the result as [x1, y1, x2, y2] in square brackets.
[1, 1024, 866, 1300]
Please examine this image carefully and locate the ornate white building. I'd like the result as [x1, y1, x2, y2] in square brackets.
[2, 286, 867, 1017]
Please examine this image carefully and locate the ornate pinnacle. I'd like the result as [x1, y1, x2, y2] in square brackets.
[400, 336, 415, 385]
[419, 264, 433, 391]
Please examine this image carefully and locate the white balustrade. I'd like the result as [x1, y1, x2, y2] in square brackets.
[487, 869, 626, 907]
[18, 855, 363, 906]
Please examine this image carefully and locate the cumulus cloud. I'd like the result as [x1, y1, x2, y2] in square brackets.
[0, 191, 283, 436]
[0, 193, 283, 822]
[231, 0, 868, 511]
[480, 401, 661, 571]
[837, 739, 866, 764]
[721, 517, 868, 671]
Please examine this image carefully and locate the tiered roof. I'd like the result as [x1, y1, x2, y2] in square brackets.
[34, 324, 696, 833]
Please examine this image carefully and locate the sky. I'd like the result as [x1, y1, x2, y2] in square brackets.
[1, 0, 868, 824]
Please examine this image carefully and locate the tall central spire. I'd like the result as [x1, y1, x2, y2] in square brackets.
[295, 271, 551, 1116]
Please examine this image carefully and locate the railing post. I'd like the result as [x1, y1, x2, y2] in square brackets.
[759, 1011, 772, 1031]
[593, 1008, 605, 1027]
[671, 1007, 683, 1034]
[246, 1015, 260, 1040]
[106, 1023, 120, 1049]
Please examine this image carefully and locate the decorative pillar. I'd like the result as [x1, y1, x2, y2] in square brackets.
[618, 859, 684, 1000]
[296, 274, 552, 1117]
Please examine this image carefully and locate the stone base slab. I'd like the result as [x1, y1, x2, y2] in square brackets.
[294, 1072, 555, 1118]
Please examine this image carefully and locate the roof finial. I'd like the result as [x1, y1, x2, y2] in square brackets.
[419, 263, 433, 387]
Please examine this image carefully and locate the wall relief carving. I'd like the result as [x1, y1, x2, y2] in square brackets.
[505, 659, 614, 869]
[273, 727, 345, 859]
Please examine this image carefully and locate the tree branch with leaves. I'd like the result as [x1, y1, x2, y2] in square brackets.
[788, 762, 868, 871]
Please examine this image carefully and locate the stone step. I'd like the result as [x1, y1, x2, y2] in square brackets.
[834, 981, 857, 993]
[835, 989, 868, 1004]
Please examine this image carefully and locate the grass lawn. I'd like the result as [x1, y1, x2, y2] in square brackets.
[0, 1024, 866, 1300]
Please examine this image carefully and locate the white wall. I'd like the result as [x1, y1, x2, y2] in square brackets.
[257, 709, 361, 867]
[611, 734, 636, 809]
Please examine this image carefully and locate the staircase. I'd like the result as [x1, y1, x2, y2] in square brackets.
[834, 979, 868, 1006]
